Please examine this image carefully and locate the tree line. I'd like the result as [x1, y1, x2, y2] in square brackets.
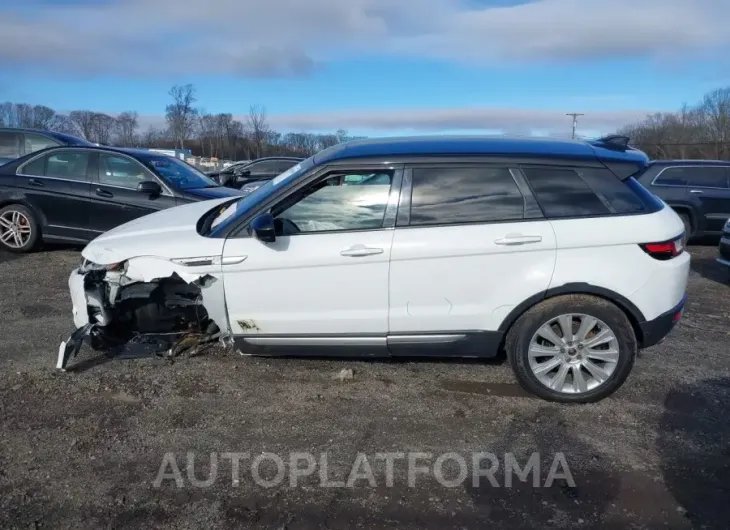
[619, 87, 730, 160]
[5, 83, 730, 162]
[0, 84, 364, 160]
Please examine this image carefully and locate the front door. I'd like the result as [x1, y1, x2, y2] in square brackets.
[221, 167, 401, 355]
[88, 152, 177, 232]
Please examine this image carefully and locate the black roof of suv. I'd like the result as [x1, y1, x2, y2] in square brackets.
[635, 159, 730, 239]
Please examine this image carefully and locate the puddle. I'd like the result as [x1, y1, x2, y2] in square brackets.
[440, 380, 531, 398]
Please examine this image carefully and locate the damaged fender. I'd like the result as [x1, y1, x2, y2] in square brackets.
[58, 255, 232, 371]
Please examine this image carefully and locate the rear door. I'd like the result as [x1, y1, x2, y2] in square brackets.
[88, 152, 177, 232]
[388, 163, 556, 355]
[16, 149, 94, 242]
[684, 166, 730, 234]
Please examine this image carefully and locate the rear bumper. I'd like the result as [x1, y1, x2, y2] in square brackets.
[639, 295, 686, 348]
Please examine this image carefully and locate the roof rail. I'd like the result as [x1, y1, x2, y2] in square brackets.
[592, 134, 631, 150]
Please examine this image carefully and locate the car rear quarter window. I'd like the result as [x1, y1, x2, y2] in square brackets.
[409, 167, 525, 226]
[21, 154, 47, 176]
[24, 134, 60, 154]
[575, 168, 646, 214]
[0, 132, 21, 160]
[522, 167, 610, 218]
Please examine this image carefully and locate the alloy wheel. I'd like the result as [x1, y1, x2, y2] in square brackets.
[528, 313, 620, 394]
[0, 210, 32, 249]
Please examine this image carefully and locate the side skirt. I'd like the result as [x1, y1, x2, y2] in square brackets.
[233, 331, 504, 359]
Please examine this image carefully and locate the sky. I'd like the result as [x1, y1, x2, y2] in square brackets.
[0, 0, 729, 137]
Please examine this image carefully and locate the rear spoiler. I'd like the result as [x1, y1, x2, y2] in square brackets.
[590, 135, 631, 151]
[588, 135, 648, 180]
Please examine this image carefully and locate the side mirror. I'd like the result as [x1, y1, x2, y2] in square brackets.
[250, 213, 276, 243]
[137, 181, 162, 195]
[236, 168, 251, 177]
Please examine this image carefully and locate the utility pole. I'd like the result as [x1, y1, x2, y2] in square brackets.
[566, 113, 584, 139]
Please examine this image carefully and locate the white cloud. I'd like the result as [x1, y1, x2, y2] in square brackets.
[136, 106, 651, 135]
[0, 0, 727, 76]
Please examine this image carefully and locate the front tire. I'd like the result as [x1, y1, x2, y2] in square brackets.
[505, 294, 637, 403]
[0, 204, 40, 253]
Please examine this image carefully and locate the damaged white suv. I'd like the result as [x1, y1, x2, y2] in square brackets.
[61, 135, 690, 403]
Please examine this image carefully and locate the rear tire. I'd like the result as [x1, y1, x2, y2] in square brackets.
[678, 213, 692, 245]
[505, 294, 637, 403]
[0, 204, 40, 253]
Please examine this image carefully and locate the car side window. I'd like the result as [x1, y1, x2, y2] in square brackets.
[0, 132, 21, 160]
[24, 134, 60, 155]
[654, 167, 688, 186]
[274, 160, 298, 173]
[409, 166, 525, 226]
[45, 151, 91, 181]
[686, 167, 729, 189]
[271, 171, 394, 234]
[575, 168, 646, 214]
[522, 167, 610, 218]
[248, 160, 280, 175]
[98, 154, 148, 189]
[21, 155, 47, 176]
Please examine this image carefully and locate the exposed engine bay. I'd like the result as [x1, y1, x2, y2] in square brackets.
[57, 257, 229, 371]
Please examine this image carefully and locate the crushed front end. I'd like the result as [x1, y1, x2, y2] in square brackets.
[58, 257, 229, 370]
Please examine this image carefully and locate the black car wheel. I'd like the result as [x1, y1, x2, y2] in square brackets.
[505, 294, 637, 403]
[0, 204, 40, 253]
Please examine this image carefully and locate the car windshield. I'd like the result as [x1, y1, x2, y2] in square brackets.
[208, 157, 313, 233]
[142, 155, 219, 190]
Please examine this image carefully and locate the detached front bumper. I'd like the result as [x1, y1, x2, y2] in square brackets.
[639, 295, 686, 348]
[69, 268, 90, 328]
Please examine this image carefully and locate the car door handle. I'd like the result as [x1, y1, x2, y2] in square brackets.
[494, 234, 543, 245]
[689, 189, 704, 194]
[340, 246, 384, 257]
[28, 178, 44, 187]
[96, 188, 113, 198]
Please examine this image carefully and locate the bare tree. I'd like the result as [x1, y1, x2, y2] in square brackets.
[68, 110, 97, 140]
[165, 84, 198, 149]
[115, 111, 139, 146]
[245, 104, 271, 158]
[89, 113, 116, 145]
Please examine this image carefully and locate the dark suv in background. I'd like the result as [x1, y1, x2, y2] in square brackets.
[0, 128, 93, 164]
[636, 160, 730, 241]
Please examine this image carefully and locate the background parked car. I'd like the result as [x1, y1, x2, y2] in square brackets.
[216, 156, 303, 193]
[635, 160, 730, 242]
[717, 218, 730, 270]
[205, 160, 251, 181]
[0, 128, 93, 165]
[0, 146, 241, 252]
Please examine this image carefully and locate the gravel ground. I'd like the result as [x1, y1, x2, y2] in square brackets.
[0, 244, 729, 529]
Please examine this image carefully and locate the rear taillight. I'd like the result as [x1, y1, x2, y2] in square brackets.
[639, 235, 685, 260]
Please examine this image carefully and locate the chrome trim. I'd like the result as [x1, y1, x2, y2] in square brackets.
[387, 334, 466, 344]
[650, 165, 730, 190]
[243, 336, 386, 346]
[47, 224, 104, 233]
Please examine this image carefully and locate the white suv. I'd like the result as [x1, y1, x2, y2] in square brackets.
[61, 135, 690, 403]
